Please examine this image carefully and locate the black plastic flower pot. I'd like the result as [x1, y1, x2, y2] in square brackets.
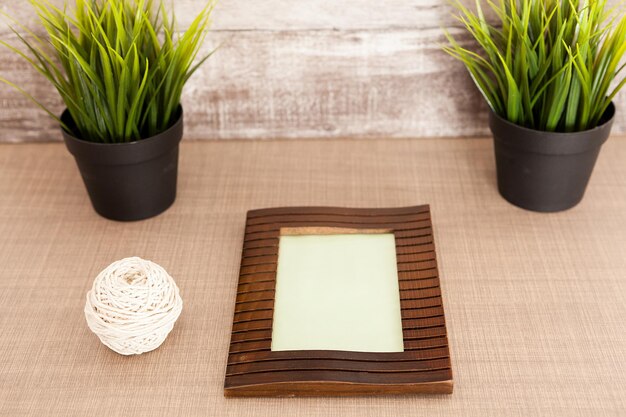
[488, 103, 615, 212]
[61, 108, 184, 221]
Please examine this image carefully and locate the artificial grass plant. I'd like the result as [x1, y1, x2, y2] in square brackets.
[444, 0, 626, 132]
[1, 0, 215, 143]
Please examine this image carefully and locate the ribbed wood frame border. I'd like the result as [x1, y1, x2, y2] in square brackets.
[225, 205, 453, 396]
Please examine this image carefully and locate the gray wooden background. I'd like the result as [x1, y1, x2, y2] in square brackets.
[1, 0, 624, 142]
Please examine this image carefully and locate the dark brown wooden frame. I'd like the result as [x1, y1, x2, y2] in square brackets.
[225, 205, 453, 396]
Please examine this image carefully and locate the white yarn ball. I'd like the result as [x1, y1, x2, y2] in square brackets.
[84, 257, 183, 355]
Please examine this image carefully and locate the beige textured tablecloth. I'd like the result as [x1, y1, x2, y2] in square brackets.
[0, 138, 625, 416]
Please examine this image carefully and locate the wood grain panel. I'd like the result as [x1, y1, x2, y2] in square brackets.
[1, 1, 622, 142]
[6, 0, 618, 32]
[227, 346, 452, 365]
[225, 205, 452, 396]
[0, 29, 486, 141]
[0, 0, 486, 34]
[225, 369, 453, 394]
[226, 357, 452, 376]
[247, 206, 431, 217]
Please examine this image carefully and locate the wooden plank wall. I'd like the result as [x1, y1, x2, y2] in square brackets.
[0, 0, 624, 142]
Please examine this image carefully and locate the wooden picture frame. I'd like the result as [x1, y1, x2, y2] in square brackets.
[225, 205, 453, 396]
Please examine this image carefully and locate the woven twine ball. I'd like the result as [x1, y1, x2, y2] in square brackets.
[84, 257, 183, 355]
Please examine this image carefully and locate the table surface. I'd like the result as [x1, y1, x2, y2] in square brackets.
[0, 137, 625, 417]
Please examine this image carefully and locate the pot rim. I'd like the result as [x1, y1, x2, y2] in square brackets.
[489, 102, 615, 156]
[62, 106, 184, 166]
[61, 106, 183, 148]
[489, 101, 615, 137]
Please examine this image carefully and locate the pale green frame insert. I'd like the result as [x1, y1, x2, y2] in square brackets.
[271, 228, 404, 353]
